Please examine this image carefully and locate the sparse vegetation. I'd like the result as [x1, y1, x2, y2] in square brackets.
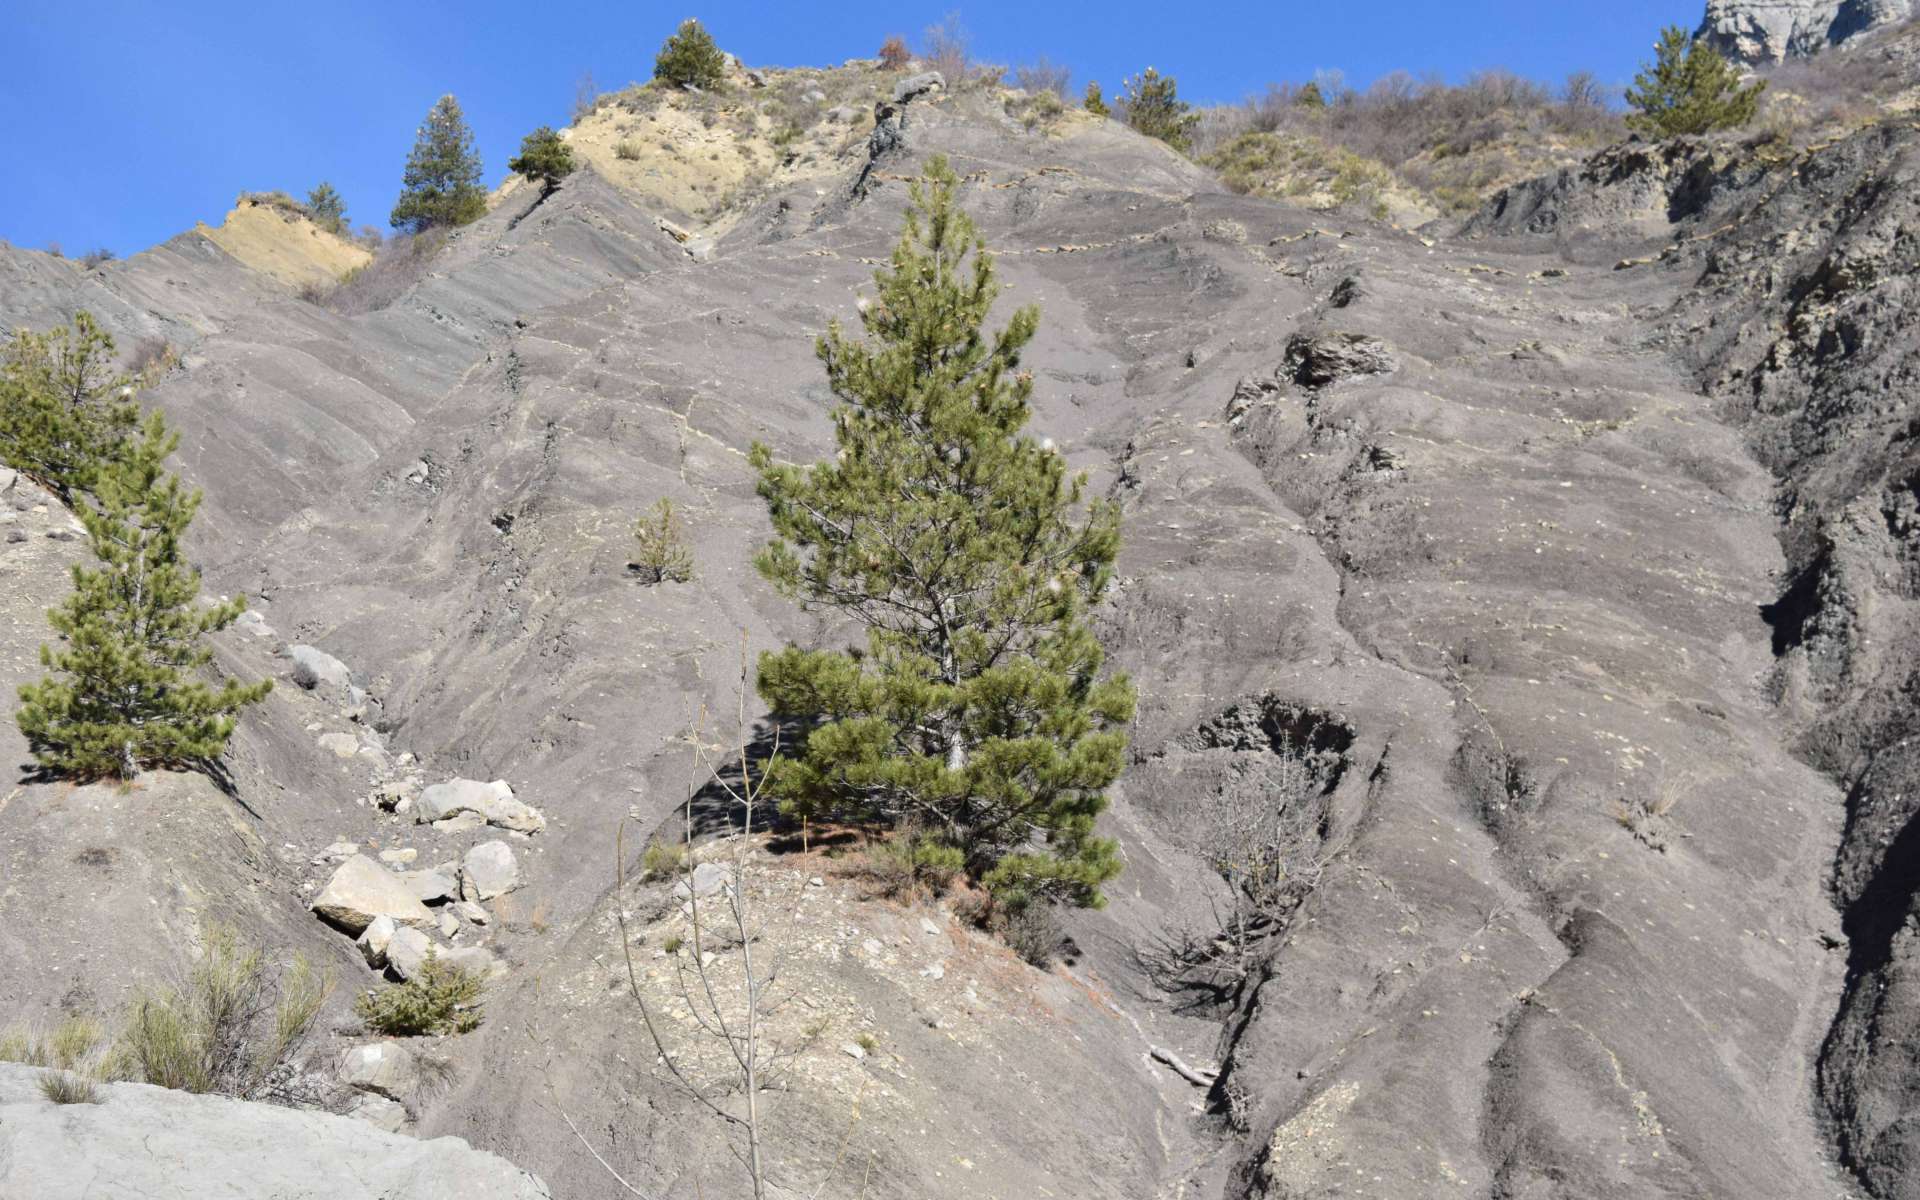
[508, 125, 576, 195]
[1626, 26, 1766, 138]
[1014, 57, 1071, 99]
[305, 181, 347, 234]
[390, 94, 487, 233]
[641, 839, 689, 880]
[614, 140, 643, 161]
[653, 18, 726, 90]
[120, 926, 332, 1101]
[0, 311, 139, 501]
[572, 69, 600, 122]
[858, 828, 966, 901]
[319, 230, 447, 315]
[355, 953, 484, 1036]
[1, 1013, 114, 1082]
[921, 13, 975, 86]
[1121, 67, 1199, 152]
[631, 497, 694, 584]
[1084, 81, 1109, 116]
[998, 894, 1063, 966]
[751, 156, 1135, 909]
[38, 1070, 103, 1104]
[15, 410, 273, 779]
[79, 248, 116, 269]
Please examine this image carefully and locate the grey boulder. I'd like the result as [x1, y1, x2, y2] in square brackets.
[415, 778, 546, 833]
[462, 840, 521, 900]
[310, 855, 435, 935]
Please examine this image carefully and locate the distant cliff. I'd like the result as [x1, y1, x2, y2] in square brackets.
[1697, 0, 1914, 63]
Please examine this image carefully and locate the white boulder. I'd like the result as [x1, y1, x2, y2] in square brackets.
[415, 779, 546, 834]
[311, 855, 435, 935]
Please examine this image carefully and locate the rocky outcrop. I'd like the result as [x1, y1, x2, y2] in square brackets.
[1696, 0, 1914, 64]
[0, 1063, 549, 1199]
[414, 779, 546, 834]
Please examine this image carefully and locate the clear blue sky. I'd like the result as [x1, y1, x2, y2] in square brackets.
[2, 1, 1697, 257]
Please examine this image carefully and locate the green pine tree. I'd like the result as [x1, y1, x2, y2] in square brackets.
[1626, 27, 1766, 138]
[390, 95, 487, 233]
[15, 412, 272, 780]
[0, 312, 139, 502]
[1083, 81, 1109, 117]
[507, 126, 576, 195]
[653, 19, 727, 90]
[750, 156, 1135, 908]
[1121, 67, 1199, 153]
[306, 182, 347, 234]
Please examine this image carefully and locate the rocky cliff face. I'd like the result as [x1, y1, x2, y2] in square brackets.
[1697, 0, 1915, 63]
[1, 64, 1917, 1200]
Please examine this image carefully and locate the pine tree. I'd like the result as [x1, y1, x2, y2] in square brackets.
[1626, 27, 1766, 138]
[507, 126, 576, 195]
[1120, 68, 1199, 153]
[15, 412, 272, 780]
[750, 157, 1134, 908]
[389, 95, 487, 233]
[306, 182, 347, 234]
[0, 312, 139, 502]
[653, 19, 726, 90]
[1083, 81, 1110, 117]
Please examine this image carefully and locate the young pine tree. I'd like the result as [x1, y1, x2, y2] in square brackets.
[305, 182, 347, 234]
[0, 312, 139, 502]
[750, 157, 1135, 908]
[507, 126, 576, 195]
[653, 19, 727, 89]
[16, 412, 272, 780]
[1083, 81, 1110, 117]
[1626, 26, 1766, 138]
[1121, 67, 1199, 153]
[390, 95, 487, 233]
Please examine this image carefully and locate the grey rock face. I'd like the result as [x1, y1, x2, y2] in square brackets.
[892, 71, 945, 103]
[1281, 332, 1398, 387]
[0, 1063, 549, 1199]
[287, 643, 360, 706]
[1697, 0, 1914, 63]
[340, 1040, 419, 1100]
[384, 925, 436, 980]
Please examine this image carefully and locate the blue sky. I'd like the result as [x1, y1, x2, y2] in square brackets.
[2, 1, 1697, 257]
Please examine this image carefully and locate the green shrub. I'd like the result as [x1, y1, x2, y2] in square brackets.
[1626, 26, 1765, 138]
[632, 497, 694, 584]
[120, 926, 332, 1098]
[1121, 67, 1198, 152]
[508, 126, 576, 194]
[614, 140, 643, 161]
[654, 19, 726, 90]
[0, 1013, 108, 1071]
[355, 953, 483, 1036]
[1084, 81, 1109, 117]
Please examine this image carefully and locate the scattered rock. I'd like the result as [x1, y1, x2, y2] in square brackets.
[398, 868, 460, 905]
[357, 915, 397, 969]
[378, 848, 418, 866]
[455, 900, 489, 925]
[287, 644, 356, 696]
[437, 910, 459, 938]
[310, 855, 435, 935]
[317, 732, 360, 758]
[340, 1040, 418, 1101]
[442, 945, 506, 981]
[432, 811, 486, 834]
[841, 1041, 867, 1061]
[463, 840, 521, 901]
[385, 926, 435, 981]
[671, 862, 732, 901]
[232, 609, 275, 639]
[345, 1092, 408, 1133]
[415, 779, 546, 834]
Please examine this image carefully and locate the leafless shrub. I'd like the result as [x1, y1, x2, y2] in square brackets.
[572, 70, 600, 123]
[78, 248, 116, 269]
[126, 336, 177, 382]
[921, 12, 973, 86]
[1014, 57, 1072, 99]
